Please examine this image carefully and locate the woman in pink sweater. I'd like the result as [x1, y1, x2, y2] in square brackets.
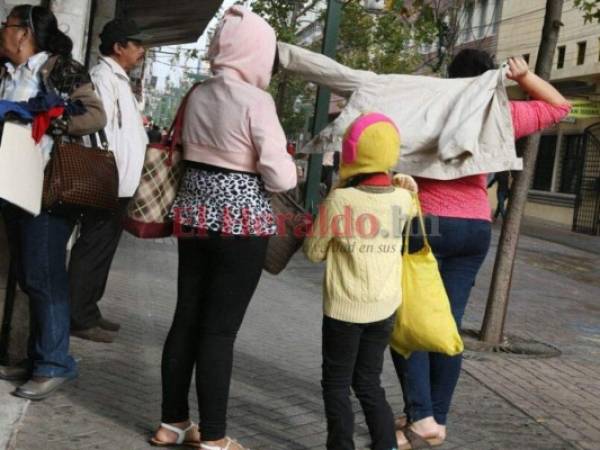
[151, 6, 296, 450]
[393, 50, 570, 449]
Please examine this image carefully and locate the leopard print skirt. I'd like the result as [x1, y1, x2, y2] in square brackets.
[170, 166, 276, 236]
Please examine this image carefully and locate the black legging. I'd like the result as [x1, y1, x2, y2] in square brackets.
[160, 233, 268, 441]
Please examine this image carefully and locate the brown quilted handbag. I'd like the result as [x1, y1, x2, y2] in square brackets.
[42, 131, 119, 211]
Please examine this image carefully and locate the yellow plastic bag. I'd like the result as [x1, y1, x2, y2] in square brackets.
[390, 197, 464, 358]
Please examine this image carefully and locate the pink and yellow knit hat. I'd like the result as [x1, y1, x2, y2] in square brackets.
[339, 112, 400, 182]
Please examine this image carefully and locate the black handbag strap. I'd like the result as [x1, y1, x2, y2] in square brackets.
[87, 129, 109, 150]
[98, 129, 109, 149]
[50, 129, 110, 151]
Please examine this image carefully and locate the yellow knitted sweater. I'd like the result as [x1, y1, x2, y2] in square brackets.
[303, 186, 417, 324]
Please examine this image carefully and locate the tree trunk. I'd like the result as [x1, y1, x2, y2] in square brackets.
[480, 0, 564, 344]
[275, 73, 289, 116]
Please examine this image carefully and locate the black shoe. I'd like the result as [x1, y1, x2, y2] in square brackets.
[97, 317, 121, 332]
[13, 376, 72, 400]
[71, 326, 116, 343]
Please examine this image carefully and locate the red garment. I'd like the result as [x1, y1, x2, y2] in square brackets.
[286, 142, 296, 156]
[359, 172, 392, 186]
[509, 101, 571, 140]
[32, 106, 65, 143]
[416, 101, 571, 221]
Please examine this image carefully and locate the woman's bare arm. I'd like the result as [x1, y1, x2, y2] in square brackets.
[507, 56, 569, 106]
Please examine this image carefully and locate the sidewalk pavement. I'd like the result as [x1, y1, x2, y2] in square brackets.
[1, 219, 599, 450]
[0, 382, 26, 450]
[519, 216, 600, 256]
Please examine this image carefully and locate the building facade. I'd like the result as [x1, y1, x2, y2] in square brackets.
[415, 0, 503, 73]
[454, 0, 503, 54]
[296, 0, 327, 47]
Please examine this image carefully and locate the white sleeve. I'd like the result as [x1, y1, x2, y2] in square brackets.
[249, 97, 297, 193]
[277, 42, 377, 98]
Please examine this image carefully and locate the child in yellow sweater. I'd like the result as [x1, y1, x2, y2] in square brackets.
[304, 113, 416, 450]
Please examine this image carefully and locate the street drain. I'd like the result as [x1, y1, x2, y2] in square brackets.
[460, 329, 562, 359]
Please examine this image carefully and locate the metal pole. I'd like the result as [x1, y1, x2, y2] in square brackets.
[84, 0, 98, 69]
[303, 0, 343, 213]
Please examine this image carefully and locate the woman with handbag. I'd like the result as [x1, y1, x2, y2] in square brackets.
[150, 6, 296, 450]
[0, 4, 106, 400]
[391, 52, 571, 449]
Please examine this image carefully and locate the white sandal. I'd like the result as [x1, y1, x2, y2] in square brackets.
[149, 422, 201, 448]
[200, 437, 250, 450]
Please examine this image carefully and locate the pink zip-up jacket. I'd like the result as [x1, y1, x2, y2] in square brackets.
[182, 6, 297, 192]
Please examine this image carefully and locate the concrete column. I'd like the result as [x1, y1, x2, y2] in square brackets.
[87, 0, 117, 68]
[1, 0, 43, 7]
[0, 0, 43, 20]
[50, 0, 93, 64]
[0, 3, 8, 21]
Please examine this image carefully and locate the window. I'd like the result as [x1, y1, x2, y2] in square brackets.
[491, 0, 501, 34]
[462, 2, 475, 43]
[467, 2, 475, 29]
[557, 46, 566, 69]
[532, 135, 558, 191]
[558, 135, 584, 194]
[577, 41, 586, 65]
[478, 0, 489, 38]
[522, 54, 530, 64]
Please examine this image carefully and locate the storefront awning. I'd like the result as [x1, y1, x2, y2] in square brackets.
[117, 0, 224, 47]
[567, 99, 600, 119]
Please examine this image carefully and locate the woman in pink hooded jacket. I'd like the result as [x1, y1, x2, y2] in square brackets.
[151, 7, 297, 450]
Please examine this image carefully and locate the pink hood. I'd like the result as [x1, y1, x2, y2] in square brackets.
[208, 5, 276, 90]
